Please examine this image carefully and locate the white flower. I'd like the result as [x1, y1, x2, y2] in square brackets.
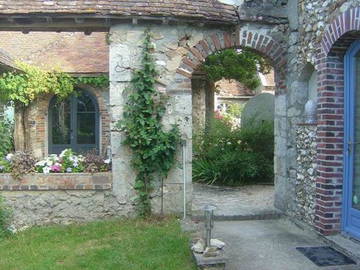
[5, 153, 14, 162]
[104, 159, 111, 164]
[46, 160, 54, 166]
[66, 167, 72, 173]
[43, 166, 51, 174]
[73, 161, 78, 168]
[36, 160, 46, 167]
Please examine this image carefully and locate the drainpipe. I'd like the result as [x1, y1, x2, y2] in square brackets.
[182, 139, 187, 220]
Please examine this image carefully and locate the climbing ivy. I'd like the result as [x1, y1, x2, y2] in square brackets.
[75, 75, 109, 88]
[201, 48, 272, 90]
[0, 62, 109, 107]
[0, 61, 75, 106]
[117, 30, 181, 217]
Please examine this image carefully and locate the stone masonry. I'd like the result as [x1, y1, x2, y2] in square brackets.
[295, 124, 317, 226]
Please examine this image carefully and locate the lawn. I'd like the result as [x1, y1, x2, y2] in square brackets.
[0, 218, 196, 270]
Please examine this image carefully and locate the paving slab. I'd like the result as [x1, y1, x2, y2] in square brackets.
[207, 219, 359, 270]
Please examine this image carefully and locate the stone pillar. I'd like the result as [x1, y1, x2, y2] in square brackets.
[192, 77, 207, 133]
[205, 80, 215, 128]
[109, 24, 196, 215]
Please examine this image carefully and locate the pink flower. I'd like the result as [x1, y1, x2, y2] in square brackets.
[50, 164, 61, 173]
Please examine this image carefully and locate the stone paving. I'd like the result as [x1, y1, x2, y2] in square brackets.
[192, 183, 279, 218]
[210, 219, 359, 270]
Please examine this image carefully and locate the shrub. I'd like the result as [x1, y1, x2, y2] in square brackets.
[0, 119, 14, 158]
[83, 150, 111, 173]
[0, 195, 11, 238]
[193, 118, 274, 186]
[10, 151, 36, 180]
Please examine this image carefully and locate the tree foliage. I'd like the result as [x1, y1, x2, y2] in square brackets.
[202, 48, 272, 90]
[0, 62, 109, 107]
[117, 30, 181, 217]
[0, 62, 75, 106]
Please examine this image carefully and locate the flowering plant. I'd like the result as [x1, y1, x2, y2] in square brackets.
[35, 149, 110, 174]
[35, 149, 85, 173]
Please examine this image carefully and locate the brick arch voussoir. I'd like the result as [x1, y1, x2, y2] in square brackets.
[321, 7, 360, 56]
[176, 30, 287, 93]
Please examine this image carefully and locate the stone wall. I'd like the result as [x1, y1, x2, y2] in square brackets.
[4, 190, 132, 229]
[298, 0, 360, 64]
[0, 172, 134, 229]
[295, 124, 317, 226]
[108, 24, 290, 217]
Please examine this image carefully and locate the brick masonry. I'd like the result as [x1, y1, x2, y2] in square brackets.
[314, 8, 360, 235]
[0, 172, 112, 191]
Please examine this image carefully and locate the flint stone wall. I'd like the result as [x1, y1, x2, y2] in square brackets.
[0, 173, 134, 229]
[295, 124, 317, 226]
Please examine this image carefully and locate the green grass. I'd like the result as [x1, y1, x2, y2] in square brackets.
[0, 218, 196, 270]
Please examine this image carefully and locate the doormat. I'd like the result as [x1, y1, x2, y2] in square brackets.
[296, 246, 356, 267]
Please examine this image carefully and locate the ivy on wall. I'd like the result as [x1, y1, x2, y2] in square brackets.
[201, 48, 272, 90]
[75, 75, 109, 88]
[0, 62, 74, 106]
[0, 61, 109, 107]
[117, 30, 181, 217]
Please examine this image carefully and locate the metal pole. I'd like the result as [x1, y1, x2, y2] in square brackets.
[160, 177, 164, 216]
[182, 140, 187, 220]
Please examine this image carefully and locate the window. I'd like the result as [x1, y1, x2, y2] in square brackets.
[48, 90, 99, 154]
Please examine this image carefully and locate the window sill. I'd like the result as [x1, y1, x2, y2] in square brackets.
[0, 172, 112, 191]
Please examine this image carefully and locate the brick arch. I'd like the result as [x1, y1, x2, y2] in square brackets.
[314, 7, 360, 236]
[320, 7, 360, 56]
[176, 29, 287, 93]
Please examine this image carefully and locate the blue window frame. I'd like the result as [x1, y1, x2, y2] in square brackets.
[343, 40, 360, 239]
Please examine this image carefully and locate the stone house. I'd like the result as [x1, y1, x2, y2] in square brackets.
[0, 31, 111, 158]
[0, 0, 359, 243]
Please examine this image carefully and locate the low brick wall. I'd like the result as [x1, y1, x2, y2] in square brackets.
[0, 173, 112, 191]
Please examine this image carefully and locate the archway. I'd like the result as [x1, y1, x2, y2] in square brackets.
[316, 6, 360, 237]
[174, 29, 287, 217]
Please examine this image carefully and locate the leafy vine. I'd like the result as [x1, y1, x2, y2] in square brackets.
[0, 62, 109, 107]
[202, 48, 272, 90]
[117, 30, 181, 217]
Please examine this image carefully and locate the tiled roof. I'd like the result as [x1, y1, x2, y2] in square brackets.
[0, 0, 237, 23]
[0, 32, 108, 73]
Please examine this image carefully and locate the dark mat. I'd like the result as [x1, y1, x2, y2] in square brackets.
[296, 246, 356, 267]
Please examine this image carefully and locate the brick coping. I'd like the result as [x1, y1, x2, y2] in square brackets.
[297, 122, 318, 126]
[0, 172, 112, 191]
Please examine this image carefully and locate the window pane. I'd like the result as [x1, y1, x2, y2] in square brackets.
[77, 92, 96, 112]
[52, 99, 71, 145]
[77, 113, 96, 144]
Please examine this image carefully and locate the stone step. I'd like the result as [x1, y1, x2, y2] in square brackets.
[191, 210, 283, 222]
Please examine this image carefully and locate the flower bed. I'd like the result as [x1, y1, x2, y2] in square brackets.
[0, 149, 111, 177]
[0, 172, 112, 191]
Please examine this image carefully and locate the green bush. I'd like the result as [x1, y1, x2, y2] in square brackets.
[0, 195, 11, 238]
[193, 118, 274, 186]
[0, 119, 14, 158]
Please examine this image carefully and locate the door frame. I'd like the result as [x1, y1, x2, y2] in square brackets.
[48, 89, 100, 154]
[343, 40, 360, 239]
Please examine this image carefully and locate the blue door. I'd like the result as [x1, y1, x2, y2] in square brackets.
[344, 40, 360, 239]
